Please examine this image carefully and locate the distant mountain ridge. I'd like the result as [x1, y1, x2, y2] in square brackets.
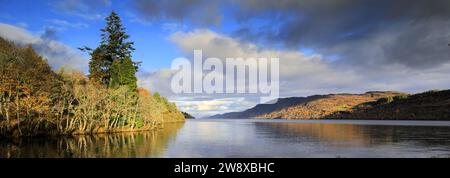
[331, 90, 450, 120]
[208, 95, 326, 119]
[208, 91, 402, 119]
[208, 90, 450, 120]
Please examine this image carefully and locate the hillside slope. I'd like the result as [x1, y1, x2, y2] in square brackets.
[0, 37, 185, 137]
[182, 112, 195, 119]
[330, 90, 450, 120]
[211, 90, 450, 120]
[208, 95, 328, 118]
[255, 91, 404, 119]
[209, 91, 403, 119]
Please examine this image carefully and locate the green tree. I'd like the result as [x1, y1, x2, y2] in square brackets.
[152, 92, 178, 112]
[109, 57, 137, 90]
[100, 11, 135, 61]
[87, 48, 109, 85]
[82, 11, 138, 88]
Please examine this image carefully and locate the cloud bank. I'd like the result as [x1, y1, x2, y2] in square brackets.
[0, 23, 88, 71]
[132, 0, 450, 69]
[129, 0, 450, 117]
[140, 29, 450, 117]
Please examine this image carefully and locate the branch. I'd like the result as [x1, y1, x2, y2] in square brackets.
[78, 46, 93, 52]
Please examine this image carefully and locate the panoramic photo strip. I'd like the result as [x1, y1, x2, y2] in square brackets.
[1, 0, 450, 177]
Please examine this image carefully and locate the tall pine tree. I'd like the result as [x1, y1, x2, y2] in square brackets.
[87, 48, 109, 85]
[110, 57, 137, 90]
[84, 11, 138, 90]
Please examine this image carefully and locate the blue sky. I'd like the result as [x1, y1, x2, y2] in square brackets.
[1, 0, 450, 117]
[0, 0, 193, 72]
[0, 0, 272, 72]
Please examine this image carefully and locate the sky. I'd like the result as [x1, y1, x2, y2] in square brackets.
[1, 0, 450, 117]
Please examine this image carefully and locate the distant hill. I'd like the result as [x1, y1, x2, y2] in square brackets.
[182, 112, 195, 119]
[255, 91, 404, 120]
[208, 95, 328, 119]
[207, 90, 450, 120]
[330, 90, 450, 120]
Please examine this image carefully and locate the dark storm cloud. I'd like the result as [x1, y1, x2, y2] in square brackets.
[133, 0, 223, 25]
[238, 1, 450, 45]
[132, 0, 450, 68]
[235, 0, 450, 68]
[370, 19, 450, 68]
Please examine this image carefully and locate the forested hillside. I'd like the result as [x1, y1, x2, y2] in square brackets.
[255, 90, 450, 120]
[0, 12, 184, 137]
[330, 90, 450, 120]
[255, 92, 403, 119]
[211, 90, 450, 120]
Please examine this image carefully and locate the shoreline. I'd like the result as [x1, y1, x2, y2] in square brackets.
[255, 117, 450, 121]
[203, 118, 450, 127]
[205, 117, 450, 121]
[0, 120, 185, 138]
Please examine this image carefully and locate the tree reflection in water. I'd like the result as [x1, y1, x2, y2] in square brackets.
[0, 123, 184, 158]
[255, 122, 450, 148]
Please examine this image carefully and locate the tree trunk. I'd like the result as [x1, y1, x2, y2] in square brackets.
[16, 91, 22, 135]
[5, 108, 9, 128]
[0, 96, 3, 116]
[6, 91, 11, 128]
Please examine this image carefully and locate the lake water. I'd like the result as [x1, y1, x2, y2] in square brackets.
[2, 119, 450, 158]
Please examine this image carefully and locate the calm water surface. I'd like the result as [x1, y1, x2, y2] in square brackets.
[2, 119, 450, 158]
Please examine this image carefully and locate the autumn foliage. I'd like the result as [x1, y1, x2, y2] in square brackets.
[0, 37, 184, 137]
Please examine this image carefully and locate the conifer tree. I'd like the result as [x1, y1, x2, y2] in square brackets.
[87, 48, 108, 85]
[83, 11, 138, 88]
[109, 57, 137, 90]
[100, 11, 135, 62]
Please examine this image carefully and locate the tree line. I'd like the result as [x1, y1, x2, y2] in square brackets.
[0, 11, 184, 137]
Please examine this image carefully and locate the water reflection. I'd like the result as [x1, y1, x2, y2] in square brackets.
[2, 120, 450, 158]
[161, 120, 450, 158]
[255, 122, 450, 148]
[1, 123, 184, 158]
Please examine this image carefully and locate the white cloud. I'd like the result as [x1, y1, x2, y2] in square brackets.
[144, 29, 450, 117]
[173, 97, 255, 118]
[137, 69, 176, 97]
[169, 29, 361, 96]
[0, 23, 88, 71]
[141, 29, 361, 117]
